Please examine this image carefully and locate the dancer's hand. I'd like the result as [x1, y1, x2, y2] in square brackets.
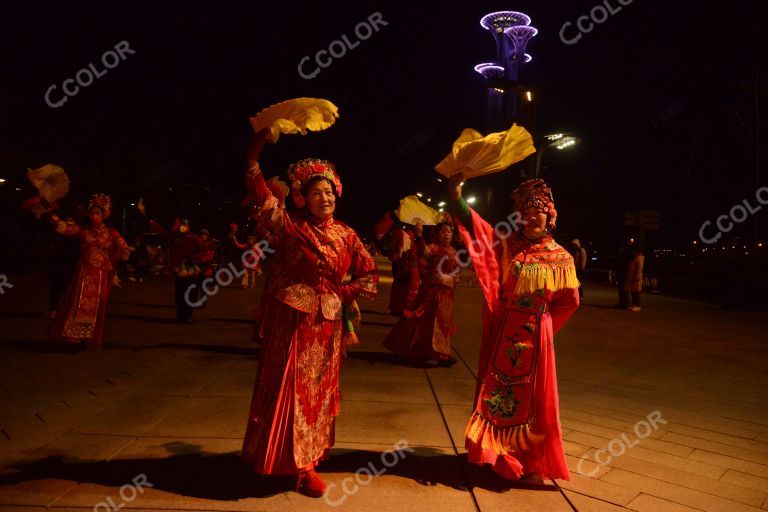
[137, 198, 146, 215]
[414, 219, 423, 237]
[447, 172, 465, 200]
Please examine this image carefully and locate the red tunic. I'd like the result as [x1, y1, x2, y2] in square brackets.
[241, 169, 378, 474]
[387, 229, 421, 314]
[47, 222, 130, 347]
[456, 207, 579, 481]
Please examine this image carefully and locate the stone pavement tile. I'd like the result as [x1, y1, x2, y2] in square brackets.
[144, 397, 250, 439]
[560, 397, 695, 439]
[566, 454, 612, 479]
[223, 356, 259, 372]
[563, 440, 591, 456]
[426, 376, 476, 406]
[560, 405, 668, 436]
[562, 489, 631, 511]
[342, 350, 433, 377]
[662, 424, 768, 452]
[70, 395, 191, 436]
[437, 404, 473, 453]
[341, 373, 434, 405]
[584, 449, 764, 506]
[601, 468, 765, 512]
[561, 391, 764, 439]
[425, 356, 476, 381]
[473, 485, 573, 511]
[575, 442, 726, 480]
[565, 430, 725, 480]
[135, 370, 220, 397]
[661, 432, 768, 466]
[0, 433, 135, 507]
[720, 469, 768, 494]
[52, 437, 248, 510]
[758, 433, 768, 443]
[688, 449, 768, 479]
[626, 492, 706, 512]
[556, 473, 639, 507]
[560, 418, 694, 458]
[335, 401, 453, 448]
[195, 371, 255, 398]
[52, 441, 475, 511]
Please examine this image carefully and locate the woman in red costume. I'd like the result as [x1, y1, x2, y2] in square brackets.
[46, 194, 131, 348]
[447, 173, 579, 481]
[240, 130, 378, 498]
[387, 226, 421, 315]
[383, 221, 459, 365]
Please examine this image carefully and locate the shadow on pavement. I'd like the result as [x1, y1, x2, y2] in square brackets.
[0, 339, 83, 353]
[0, 445, 555, 499]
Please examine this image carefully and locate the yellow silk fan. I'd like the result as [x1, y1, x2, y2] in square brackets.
[250, 98, 339, 142]
[27, 164, 70, 203]
[434, 124, 536, 178]
[395, 195, 441, 226]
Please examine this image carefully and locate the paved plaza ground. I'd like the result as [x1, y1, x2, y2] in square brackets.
[1, 258, 767, 511]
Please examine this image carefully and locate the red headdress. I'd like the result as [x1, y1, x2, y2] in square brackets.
[286, 158, 342, 209]
[88, 193, 112, 218]
[512, 179, 557, 230]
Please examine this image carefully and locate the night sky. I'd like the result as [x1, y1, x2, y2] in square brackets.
[0, 0, 763, 258]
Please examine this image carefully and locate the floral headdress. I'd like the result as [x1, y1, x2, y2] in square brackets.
[512, 179, 557, 230]
[88, 193, 112, 218]
[286, 158, 342, 209]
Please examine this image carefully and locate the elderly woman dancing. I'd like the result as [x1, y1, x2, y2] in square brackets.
[448, 174, 579, 481]
[240, 128, 378, 497]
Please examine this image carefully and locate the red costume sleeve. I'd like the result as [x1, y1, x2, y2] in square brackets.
[454, 207, 501, 314]
[341, 235, 379, 304]
[549, 287, 580, 335]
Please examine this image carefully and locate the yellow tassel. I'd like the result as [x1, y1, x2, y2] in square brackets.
[465, 411, 544, 454]
[513, 265, 579, 294]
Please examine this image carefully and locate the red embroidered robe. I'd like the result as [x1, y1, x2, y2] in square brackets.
[241, 170, 378, 474]
[47, 222, 130, 346]
[456, 207, 579, 480]
[383, 239, 458, 360]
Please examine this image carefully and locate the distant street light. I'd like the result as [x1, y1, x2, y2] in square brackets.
[536, 133, 579, 178]
[0, 178, 6, 184]
[466, 196, 477, 204]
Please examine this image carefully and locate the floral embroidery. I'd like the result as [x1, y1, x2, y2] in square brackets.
[483, 386, 520, 419]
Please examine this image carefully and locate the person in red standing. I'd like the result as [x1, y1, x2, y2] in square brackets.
[46, 194, 131, 348]
[447, 173, 580, 482]
[383, 220, 459, 365]
[240, 129, 378, 498]
[386, 226, 421, 315]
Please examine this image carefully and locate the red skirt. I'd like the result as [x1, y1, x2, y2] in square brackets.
[47, 266, 112, 347]
[242, 296, 341, 475]
[383, 283, 456, 360]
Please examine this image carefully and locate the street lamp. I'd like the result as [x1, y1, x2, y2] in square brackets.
[535, 133, 579, 178]
[466, 196, 477, 204]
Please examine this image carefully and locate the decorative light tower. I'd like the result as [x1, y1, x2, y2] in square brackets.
[475, 11, 538, 130]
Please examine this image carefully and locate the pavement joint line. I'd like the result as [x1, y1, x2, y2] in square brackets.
[562, 392, 767, 428]
[422, 367, 481, 512]
[594, 464, 764, 506]
[450, 344, 477, 380]
[551, 479, 579, 511]
[560, 409, 768, 442]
